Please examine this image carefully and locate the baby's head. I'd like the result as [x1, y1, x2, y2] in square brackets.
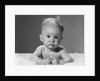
[40, 16, 64, 50]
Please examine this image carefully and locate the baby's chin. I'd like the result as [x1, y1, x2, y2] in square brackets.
[46, 45, 57, 50]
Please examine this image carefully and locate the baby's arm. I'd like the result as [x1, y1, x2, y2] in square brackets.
[60, 49, 73, 64]
[30, 46, 50, 65]
[31, 55, 50, 65]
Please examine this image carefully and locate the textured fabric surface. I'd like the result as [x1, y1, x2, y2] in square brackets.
[14, 53, 85, 65]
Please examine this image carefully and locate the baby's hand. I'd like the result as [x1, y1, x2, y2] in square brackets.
[35, 59, 50, 65]
[50, 56, 57, 65]
[43, 56, 57, 65]
[43, 59, 51, 65]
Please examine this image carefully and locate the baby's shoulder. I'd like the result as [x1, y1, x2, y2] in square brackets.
[35, 45, 45, 51]
[58, 45, 68, 52]
[58, 45, 64, 48]
[58, 45, 65, 50]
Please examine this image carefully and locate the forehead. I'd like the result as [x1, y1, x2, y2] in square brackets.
[43, 26, 61, 35]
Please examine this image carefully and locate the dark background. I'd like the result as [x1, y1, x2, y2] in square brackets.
[15, 15, 84, 53]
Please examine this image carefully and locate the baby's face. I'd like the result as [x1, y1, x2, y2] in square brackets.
[40, 26, 63, 50]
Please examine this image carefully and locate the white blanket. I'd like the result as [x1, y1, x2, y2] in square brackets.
[14, 53, 85, 65]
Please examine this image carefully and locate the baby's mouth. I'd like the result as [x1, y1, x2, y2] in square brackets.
[49, 44, 55, 46]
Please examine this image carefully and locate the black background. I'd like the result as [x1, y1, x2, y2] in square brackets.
[1, 0, 96, 80]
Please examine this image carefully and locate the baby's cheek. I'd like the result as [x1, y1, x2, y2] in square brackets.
[55, 41, 60, 45]
[55, 39, 58, 43]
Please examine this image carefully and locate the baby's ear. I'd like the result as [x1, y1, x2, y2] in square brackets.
[40, 34, 43, 42]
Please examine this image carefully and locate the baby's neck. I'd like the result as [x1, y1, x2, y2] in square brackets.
[44, 46, 57, 52]
[44, 45, 63, 53]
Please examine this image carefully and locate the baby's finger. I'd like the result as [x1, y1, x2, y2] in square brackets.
[50, 56, 55, 60]
[52, 59, 57, 64]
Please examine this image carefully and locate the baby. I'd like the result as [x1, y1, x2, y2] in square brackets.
[30, 16, 73, 65]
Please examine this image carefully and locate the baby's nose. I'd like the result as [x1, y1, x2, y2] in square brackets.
[50, 37, 55, 42]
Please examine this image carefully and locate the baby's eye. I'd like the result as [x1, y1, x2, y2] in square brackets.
[47, 35, 50, 38]
[54, 36, 58, 39]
